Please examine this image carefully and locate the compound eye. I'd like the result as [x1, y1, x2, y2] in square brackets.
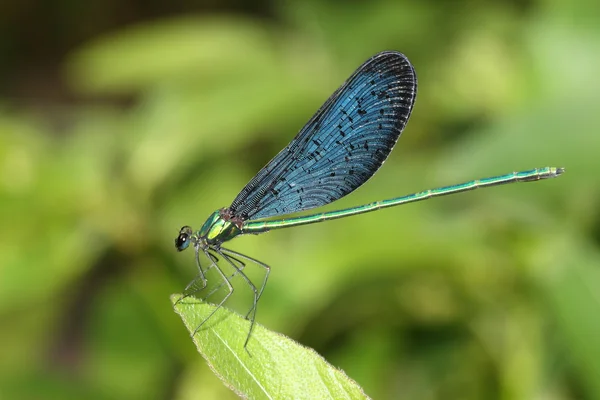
[175, 226, 193, 251]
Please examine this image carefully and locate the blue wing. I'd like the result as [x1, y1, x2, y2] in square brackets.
[228, 51, 417, 221]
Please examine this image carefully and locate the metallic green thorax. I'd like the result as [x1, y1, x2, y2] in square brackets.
[198, 209, 242, 245]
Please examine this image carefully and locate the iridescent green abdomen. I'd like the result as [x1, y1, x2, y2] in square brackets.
[198, 209, 242, 245]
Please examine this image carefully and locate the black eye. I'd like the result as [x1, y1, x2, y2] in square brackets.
[175, 226, 193, 251]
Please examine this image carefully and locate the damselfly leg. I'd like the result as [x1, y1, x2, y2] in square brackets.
[191, 248, 235, 336]
[176, 246, 211, 305]
[199, 252, 246, 302]
[220, 247, 271, 347]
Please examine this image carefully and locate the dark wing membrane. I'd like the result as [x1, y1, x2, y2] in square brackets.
[229, 51, 417, 221]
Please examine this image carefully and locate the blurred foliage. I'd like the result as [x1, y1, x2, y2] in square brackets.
[1, 0, 599, 399]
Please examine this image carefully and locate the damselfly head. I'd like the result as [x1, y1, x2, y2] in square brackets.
[175, 226, 194, 252]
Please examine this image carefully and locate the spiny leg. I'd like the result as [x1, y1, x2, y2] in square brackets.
[215, 248, 261, 348]
[200, 254, 246, 302]
[191, 248, 235, 336]
[221, 247, 271, 308]
[206, 251, 219, 267]
[215, 248, 259, 317]
[220, 247, 271, 348]
[176, 246, 210, 305]
[203, 250, 265, 322]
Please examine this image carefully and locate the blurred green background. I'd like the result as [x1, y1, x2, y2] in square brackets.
[1, 0, 599, 399]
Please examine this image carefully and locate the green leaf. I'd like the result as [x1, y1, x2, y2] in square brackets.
[171, 294, 369, 400]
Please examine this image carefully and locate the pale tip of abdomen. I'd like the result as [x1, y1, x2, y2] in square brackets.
[554, 167, 565, 176]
